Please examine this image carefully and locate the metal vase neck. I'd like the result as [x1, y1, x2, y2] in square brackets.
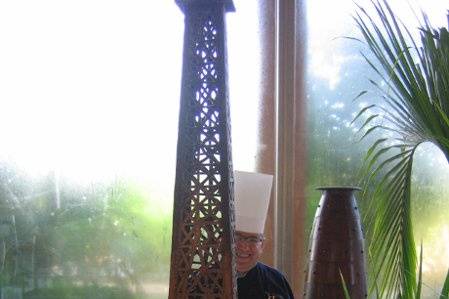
[316, 186, 361, 193]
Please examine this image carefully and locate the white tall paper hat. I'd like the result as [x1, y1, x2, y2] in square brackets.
[234, 170, 273, 234]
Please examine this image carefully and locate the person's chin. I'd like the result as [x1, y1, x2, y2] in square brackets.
[236, 256, 255, 272]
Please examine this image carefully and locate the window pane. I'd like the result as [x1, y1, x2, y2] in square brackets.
[306, 0, 449, 297]
[228, 1, 261, 172]
[0, 2, 182, 298]
[0, 1, 261, 298]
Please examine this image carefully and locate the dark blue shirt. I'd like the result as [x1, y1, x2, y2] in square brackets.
[237, 262, 294, 299]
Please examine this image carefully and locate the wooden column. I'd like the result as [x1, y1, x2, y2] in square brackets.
[169, 0, 236, 298]
[256, 0, 277, 267]
[276, 0, 307, 297]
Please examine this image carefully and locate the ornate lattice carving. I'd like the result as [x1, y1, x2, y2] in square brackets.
[169, 1, 236, 298]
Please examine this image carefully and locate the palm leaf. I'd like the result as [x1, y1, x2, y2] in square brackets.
[340, 269, 352, 299]
[352, 90, 368, 102]
[415, 243, 423, 299]
[353, 1, 449, 298]
[351, 104, 377, 125]
[440, 267, 449, 299]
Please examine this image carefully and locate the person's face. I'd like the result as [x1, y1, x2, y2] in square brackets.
[235, 231, 264, 273]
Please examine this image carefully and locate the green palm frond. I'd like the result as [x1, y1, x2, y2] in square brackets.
[440, 267, 449, 299]
[353, 0, 449, 298]
[416, 243, 423, 299]
[340, 269, 352, 299]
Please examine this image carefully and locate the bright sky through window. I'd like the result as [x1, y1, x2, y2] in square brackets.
[0, 0, 260, 195]
[0, 1, 184, 185]
[308, 0, 448, 90]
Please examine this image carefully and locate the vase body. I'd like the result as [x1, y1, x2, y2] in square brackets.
[304, 187, 367, 299]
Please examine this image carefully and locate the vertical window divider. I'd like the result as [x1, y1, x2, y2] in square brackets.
[274, 0, 307, 297]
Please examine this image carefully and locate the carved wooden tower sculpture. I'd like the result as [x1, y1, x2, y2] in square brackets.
[169, 0, 236, 298]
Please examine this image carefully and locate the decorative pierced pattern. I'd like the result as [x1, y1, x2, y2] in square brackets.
[169, 2, 236, 298]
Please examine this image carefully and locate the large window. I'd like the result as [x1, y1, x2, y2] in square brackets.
[0, 2, 183, 298]
[0, 1, 262, 298]
[306, 0, 449, 297]
[3, 0, 446, 298]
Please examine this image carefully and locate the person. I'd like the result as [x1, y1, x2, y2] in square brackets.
[234, 170, 294, 299]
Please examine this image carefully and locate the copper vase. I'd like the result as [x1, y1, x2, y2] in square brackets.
[304, 187, 367, 298]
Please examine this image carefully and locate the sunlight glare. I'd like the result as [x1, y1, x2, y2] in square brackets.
[307, 0, 448, 90]
[0, 1, 183, 184]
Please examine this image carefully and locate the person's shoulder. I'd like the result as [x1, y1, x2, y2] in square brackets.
[256, 262, 288, 279]
[256, 262, 294, 298]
